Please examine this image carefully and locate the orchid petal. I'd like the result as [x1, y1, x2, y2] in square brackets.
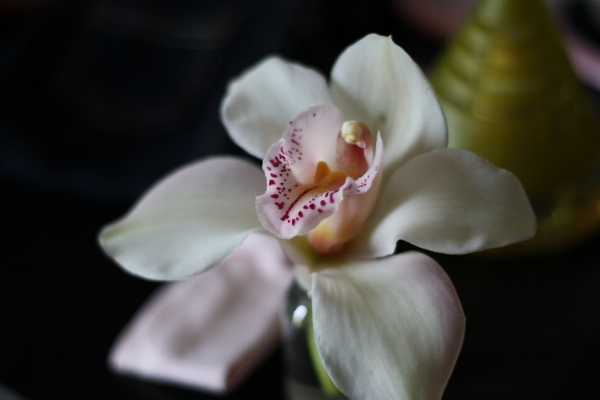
[346, 149, 536, 257]
[330, 34, 447, 177]
[256, 172, 349, 239]
[109, 233, 294, 393]
[256, 130, 383, 241]
[221, 57, 334, 159]
[339, 131, 383, 197]
[280, 105, 342, 183]
[99, 157, 265, 280]
[311, 252, 465, 400]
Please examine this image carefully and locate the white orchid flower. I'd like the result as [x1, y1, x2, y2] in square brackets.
[99, 34, 535, 400]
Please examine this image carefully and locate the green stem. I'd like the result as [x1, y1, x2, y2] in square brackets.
[306, 311, 342, 396]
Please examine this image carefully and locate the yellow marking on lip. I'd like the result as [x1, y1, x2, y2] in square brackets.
[314, 161, 347, 191]
[314, 161, 331, 184]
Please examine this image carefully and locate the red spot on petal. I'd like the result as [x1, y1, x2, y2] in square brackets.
[275, 202, 284, 209]
[292, 219, 296, 226]
[309, 204, 315, 210]
[270, 173, 277, 178]
[281, 187, 313, 222]
[303, 205, 308, 209]
[320, 200, 326, 206]
[298, 212, 303, 217]
[269, 180, 275, 186]
[271, 194, 279, 199]
[318, 209, 323, 213]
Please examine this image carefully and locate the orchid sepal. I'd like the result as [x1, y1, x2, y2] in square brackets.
[99, 157, 266, 281]
[311, 252, 465, 400]
[345, 148, 537, 258]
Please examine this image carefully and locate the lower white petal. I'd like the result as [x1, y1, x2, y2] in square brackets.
[311, 252, 465, 400]
[99, 157, 265, 280]
[347, 149, 536, 257]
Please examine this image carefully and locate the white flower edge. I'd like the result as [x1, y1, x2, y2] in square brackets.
[221, 34, 447, 176]
[345, 148, 537, 258]
[330, 34, 448, 177]
[312, 252, 465, 400]
[221, 57, 334, 159]
[99, 157, 265, 280]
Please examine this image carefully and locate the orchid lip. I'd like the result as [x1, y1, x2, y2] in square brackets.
[256, 105, 384, 256]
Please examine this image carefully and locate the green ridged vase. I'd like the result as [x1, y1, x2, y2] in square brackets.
[429, 0, 600, 255]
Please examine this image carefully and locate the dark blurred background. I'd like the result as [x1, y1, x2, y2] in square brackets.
[2, 0, 600, 398]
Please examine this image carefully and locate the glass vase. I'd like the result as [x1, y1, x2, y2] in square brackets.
[280, 281, 349, 400]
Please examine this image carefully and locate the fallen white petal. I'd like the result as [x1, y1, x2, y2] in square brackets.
[347, 148, 536, 257]
[109, 233, 294, 393]
[221, 57, 334, 159]
[311, 252, 465, 400]
[99, 157, 265, 280]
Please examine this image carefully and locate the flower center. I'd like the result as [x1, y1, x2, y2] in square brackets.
[255, 105, 383, 257]
[307, 120, 381, 257]
[314, 161, 348, 190]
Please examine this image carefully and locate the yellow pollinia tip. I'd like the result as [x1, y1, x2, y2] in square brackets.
[341, 121, 365, 148]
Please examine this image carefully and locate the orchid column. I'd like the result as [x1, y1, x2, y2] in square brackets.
[100, 34, 536, 400]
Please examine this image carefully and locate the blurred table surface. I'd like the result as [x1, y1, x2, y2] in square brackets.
[2, 0, 600, 399]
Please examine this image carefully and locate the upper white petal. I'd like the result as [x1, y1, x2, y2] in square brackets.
[346, 149, 536, 257]
[311, 252, 465, 400]
[99, 157, 266, 280]
[330, 34, 447, 178]
[221, 57, 334, 159]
